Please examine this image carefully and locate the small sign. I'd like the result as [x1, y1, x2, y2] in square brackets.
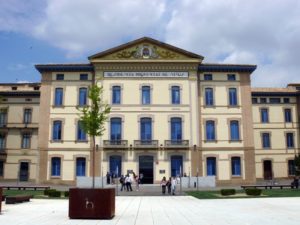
[104, 71, 189, 78]
[159, 170, 165, 174]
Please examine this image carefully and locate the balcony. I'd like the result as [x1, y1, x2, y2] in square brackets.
[164, 140, 189, 149]
[103, 140, 128, 149]
[134, 140, 159, 149]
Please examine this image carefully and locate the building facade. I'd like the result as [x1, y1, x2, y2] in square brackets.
[0, 37, 299, 185]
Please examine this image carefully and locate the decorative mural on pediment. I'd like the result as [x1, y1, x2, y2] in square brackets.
[102, 43, 190, 60]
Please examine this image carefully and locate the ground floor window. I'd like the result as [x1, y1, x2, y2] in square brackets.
[171, 155, 183, 177]
[231, 157, 241, 176]
[288, 160, 296, 176]
[109, 155, 121, 177]
[51, 157, 61, 176]
[76, 157, 86, 176]
[0, 160, 3, 177]
[206, 157, 216, 176]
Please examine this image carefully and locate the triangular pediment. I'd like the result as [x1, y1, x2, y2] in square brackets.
[88, 37, 204, 61]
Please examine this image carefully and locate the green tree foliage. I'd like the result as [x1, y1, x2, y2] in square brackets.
[77, 83, 111, 188]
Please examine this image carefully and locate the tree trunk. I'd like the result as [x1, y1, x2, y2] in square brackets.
[92, 135, 95, 189]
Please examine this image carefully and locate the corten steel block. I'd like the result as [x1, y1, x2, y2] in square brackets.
[0, 188, 2, 213]
[69, 188, 115, 219]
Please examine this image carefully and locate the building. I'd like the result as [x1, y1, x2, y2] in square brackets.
[0, 83, 40, 181]
[0, 37, 299, 185]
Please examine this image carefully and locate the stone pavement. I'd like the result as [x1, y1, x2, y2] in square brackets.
[1, 196, 300, 225]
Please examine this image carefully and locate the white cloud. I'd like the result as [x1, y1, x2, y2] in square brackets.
[33, 0, 167, 57]
[1, 0, 300, 87]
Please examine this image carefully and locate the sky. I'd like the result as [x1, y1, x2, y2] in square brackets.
[0, 0, 299, 87]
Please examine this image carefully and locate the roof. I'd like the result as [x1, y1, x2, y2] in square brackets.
[88, 37, 204, 60]
[0, 91, 40, 97]
[0, 82, 40, 86]
[251, 87, 299, 96]
[35, 63, 94, 73]
[199, 63, 257, 73]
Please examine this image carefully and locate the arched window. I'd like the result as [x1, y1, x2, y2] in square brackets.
[229, 88, 237, 106]
[230, 120, 239, 141]
[142, 86, 151, 104]
[76, 157, 86, 176]
[171, 86, 180, 104]
[140, 118, 152, 142]
[77, 121, 86, 141]
[231, 157, 241, 176]
[52, 121, 62, 141]
[79, 88, 87, 106]
[171, 118, 182, 141]
[205, 88, 214, 106]
[206, 157, 216, 176]
[112, 86, 121, 104]
[54, 88, 63, 106]
[110, 118, 122, 142]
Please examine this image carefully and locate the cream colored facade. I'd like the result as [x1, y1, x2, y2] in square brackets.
[1, 37, 299, 185]
[0, 83, 40, 181]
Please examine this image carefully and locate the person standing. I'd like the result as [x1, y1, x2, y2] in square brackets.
[119, 175, 125, 191]
[125, 174, 133, 191]
[171, 177, 177, 195]
[161, 177, 167, 194]
[106, 172, 111, 185]
[166, 177, 172, 195]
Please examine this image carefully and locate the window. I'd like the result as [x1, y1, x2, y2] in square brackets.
[51, 157, 61, 176]
[206, 157, 216, 176]
[110, 118, 122, 142]
[112, 86, 121, 104]
[0, 134, 6, 150]
[56, 74, 64, 80]
[283, 98, 290, 103]
[80, 74, 88, 80]
[21, 133, 31, 149]
[77, 121, 86, 141]
[52, 121, 62, 141]
[270, 98, 281, 104]
[206, 120, 215, 141]
[142, 86, 151, 104]
[261, 108, 269, 123]
[78, 88, 87, 106]
[284, 109, 292, 122]
[205, 88, 214, 106]
[260, 98, 267, 103]
[0, 109, 7, 126]
[204, 74, 212, 80]
[12, 86, 17, 90]
[24, 109, 32, 124]
[227, 74, 236, 81]
[229, 88, 237, 106]
[231, 157, 241, 176]
[54, 88, 63, 106]
[76, 157, 86, 176]
[0, 160, 3, 177]
[140, 118, 152, 142]
[33, 86, 40, 91]
[288, 160, 296, 176]
[252, 98, 258, 104]
[171, 86, 180, 104]
[262, 133, 271, 149]
[286, 133, 294, 148]
[230, 121, 240, 141]
[171, 118, 182, 141]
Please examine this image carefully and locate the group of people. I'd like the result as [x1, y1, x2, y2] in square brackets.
[161, 176, 179, 195]
[119, 172, 142, 192]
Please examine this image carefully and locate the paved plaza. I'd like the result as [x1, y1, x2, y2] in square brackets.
[1, 196, 300, 225]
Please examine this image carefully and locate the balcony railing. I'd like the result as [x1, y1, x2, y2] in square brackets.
[164, 140, 189, 149]
[103, 140, 128, 149]
[134, 140, 159, 149]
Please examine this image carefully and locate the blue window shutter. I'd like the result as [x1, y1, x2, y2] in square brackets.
[142, 86, 151, 104]
[141, 118, 152, 141]
[55, 88, 63, 106]
[262, 133, 270, 148]
[77, 121, 86, 141]
[229, 88, 237, 106]
[53, 121, 62, 140]
[76, 158, 86, 176]
[230, 121, 239, 140]
[205, 88, 213, 106]
[207, 157, 216, 176]
[171, 86, 180, 104]
[171, 118, 182, 141]
[112, 86, 121, 104]
[52, 157, 61, 176]
[231, 157, 241, 176]
[261, 109, 269, 123]
[79, 88, 87, 106]
[110, 118, 122, 141]
[206, 121, 215, 140]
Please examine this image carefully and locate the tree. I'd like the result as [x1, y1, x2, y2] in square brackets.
[77, 82, 111, 188]
[294, 154, 300, 176]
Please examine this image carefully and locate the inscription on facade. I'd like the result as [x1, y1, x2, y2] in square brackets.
[104, 71, 189, 78]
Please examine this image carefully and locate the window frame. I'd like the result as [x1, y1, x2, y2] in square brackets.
[229, 120, 240, 141]
[260, 108, 269, 123]
[52, 120, 63, 141]
[51, 157, 61, 177]
[286, 132, 295, 149]
[112, 85, 121, 105]
[78, 87, 88, 107]
[54, 87, 64, 107]
[171, 86, 181, 105]
[23, 108, 32, 124]
[284, 108, 292, 123]
[21, 132, 31, 149]
[261, 132, 271, 149]
[141, 85, 151, 105]
[205, 120, 216, 141]
[228, 87, 238, 106]
[231, 156, 241, 176]
[204, 87, 214, 106]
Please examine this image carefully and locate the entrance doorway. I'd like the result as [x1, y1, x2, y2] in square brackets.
[139, 155, 154, 184]
[171, 155, 183, 177]
[263, 160, 273, 180]
[19, 162, 29, 181]
[109, 155, 122, 177]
